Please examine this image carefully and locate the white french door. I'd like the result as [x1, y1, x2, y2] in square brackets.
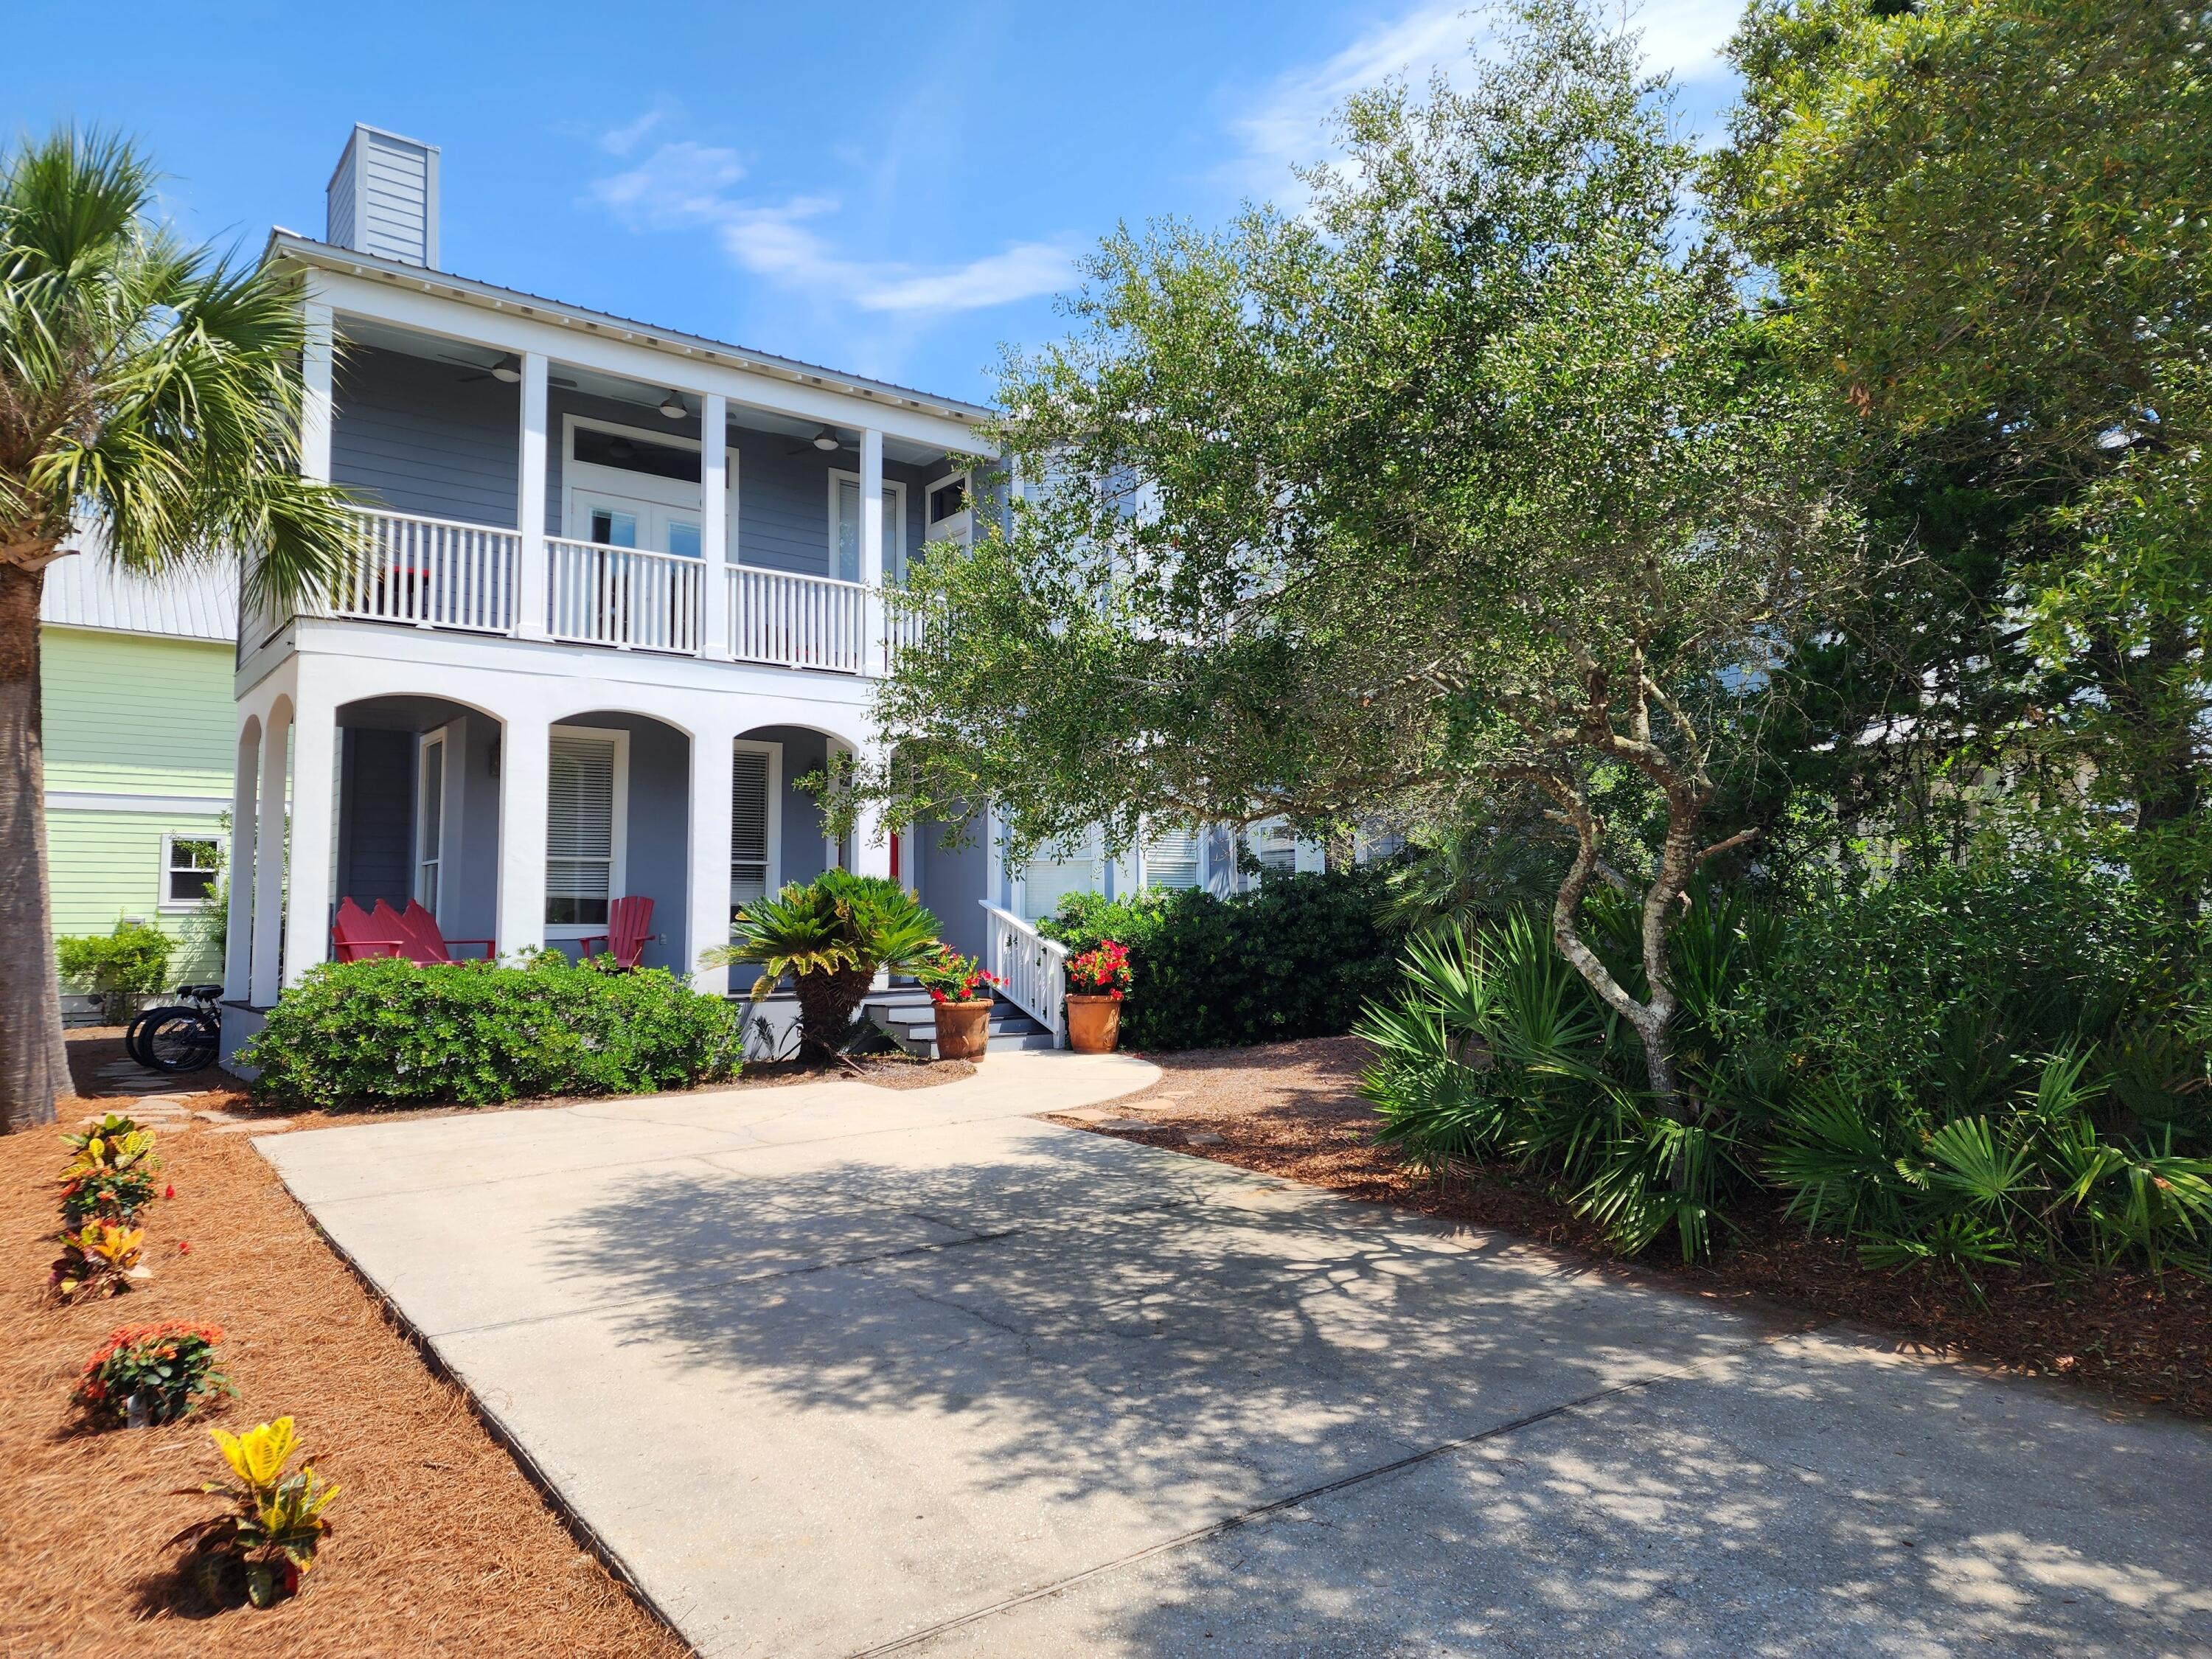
[573, 489, 703, 559]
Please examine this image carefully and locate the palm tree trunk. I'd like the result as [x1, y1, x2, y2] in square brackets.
[0, 563, 72, 1130]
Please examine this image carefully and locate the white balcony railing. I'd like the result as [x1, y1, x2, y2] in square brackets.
[300, 509, 919, 674]
[330, 508, 518, 633]
[728, 566, 867, 674]
[979, 901, 1067, 1047]
[547, 537, 705, 655]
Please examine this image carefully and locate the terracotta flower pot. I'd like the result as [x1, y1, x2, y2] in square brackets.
[933, 999, 992, 1060]
[1065, 995, 1122, 1054]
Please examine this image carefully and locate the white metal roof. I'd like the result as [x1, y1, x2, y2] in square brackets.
[38, 548, 238, 644]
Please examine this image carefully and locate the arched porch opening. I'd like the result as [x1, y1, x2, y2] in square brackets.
[329, 694, 509, 965]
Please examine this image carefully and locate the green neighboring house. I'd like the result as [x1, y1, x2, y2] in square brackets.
[41, 552, 237, 1020]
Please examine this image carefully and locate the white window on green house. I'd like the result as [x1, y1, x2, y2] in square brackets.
[161, 835, 224, 910]
[546, 730, 624, 929]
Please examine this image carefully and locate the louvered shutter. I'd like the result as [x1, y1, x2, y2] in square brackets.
[1143, 825, 1201, 891]
[546, 734, 616, 925]
[731, 748, 771, 911]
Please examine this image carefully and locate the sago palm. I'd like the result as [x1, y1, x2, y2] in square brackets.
[702, 870, 941, 1061]
[0, 130, 356, 1130]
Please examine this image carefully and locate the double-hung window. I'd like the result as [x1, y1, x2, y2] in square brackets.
[546, 729, 625, 928]
[831, 474, 907, 583]
[160, 835, 224, 909]
[1141, 825, 1202, 891]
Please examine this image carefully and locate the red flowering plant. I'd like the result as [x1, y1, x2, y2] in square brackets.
[1065, 940, 1133, 999]
[76, 1321, 233, 1427]
[913, 946, 1004, 1006]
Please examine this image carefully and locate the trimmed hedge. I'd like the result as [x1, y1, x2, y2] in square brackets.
[241, 954, 742, 1109]
[1038, 865, 1404, 1051]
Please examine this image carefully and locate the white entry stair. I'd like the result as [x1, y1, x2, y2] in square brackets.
[863, 991, 1054, 1058]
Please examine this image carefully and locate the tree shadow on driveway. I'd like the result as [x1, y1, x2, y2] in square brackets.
[538, 1124, 2212, 1656]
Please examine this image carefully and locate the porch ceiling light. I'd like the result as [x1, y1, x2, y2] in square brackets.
[811, 426, 840, 451]
[659, 390, 687, 419]
[490, 353, 523, 383]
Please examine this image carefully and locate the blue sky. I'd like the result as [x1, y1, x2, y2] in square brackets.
[7, 1, 1745, 403]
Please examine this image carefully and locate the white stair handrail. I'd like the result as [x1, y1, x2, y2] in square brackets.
[978, 900, 1067, 1048]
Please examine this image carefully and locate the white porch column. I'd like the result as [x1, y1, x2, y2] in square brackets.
[223, 722, 260, 1001]
[700, 392, 730, 661]
[249, 705, 291, 1004]
[852, 741, 893, 882]
[496, 714, 550, 960]
[687, 723, 737, 995]
[282, 690, 338, 987]
[301, 299, 335, 483]
[515, 352, 550, 641]
[860, 427, 886, 673]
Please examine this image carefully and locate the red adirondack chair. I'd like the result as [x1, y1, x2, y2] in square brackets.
[372, 899, 495, 964]
[581, 895, 655, 970]
[405, 900, 495, 961]
[330, 897, 403, 961]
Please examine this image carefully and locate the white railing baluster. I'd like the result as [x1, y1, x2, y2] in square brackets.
[329, 507, 518, 635]
[978, 901, 1068, 1048]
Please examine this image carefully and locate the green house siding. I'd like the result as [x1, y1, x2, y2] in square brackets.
[48, 805, 227, 979]
[43, 625, 234, 796]
[41, 625, 236, 988]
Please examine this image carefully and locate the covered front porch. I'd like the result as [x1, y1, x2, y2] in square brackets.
[218, 647, 935, 1026]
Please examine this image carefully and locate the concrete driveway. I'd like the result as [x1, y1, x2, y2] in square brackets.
[259, 1054, 2212, 1658]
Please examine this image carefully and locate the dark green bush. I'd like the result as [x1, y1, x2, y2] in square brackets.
[1040, 864, 1404, 1050]
[1361, 854, 2212, 1279]
[241, 954, 742, 1109]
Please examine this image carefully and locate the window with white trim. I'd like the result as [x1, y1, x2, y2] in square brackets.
[1141, 825, 1202, 891]
[831, 473, 908, 582]
[415, 731, 447, 918]
[730, 743, 779, 916]
[546, 730, 624, 928]
[160, 834, 224, 909]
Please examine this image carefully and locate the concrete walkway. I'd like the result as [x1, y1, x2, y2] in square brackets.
[260, 1054, 2212, 1658]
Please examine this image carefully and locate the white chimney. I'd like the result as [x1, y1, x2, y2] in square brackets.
[325, 124, 440, 268]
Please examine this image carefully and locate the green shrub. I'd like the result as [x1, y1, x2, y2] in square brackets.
[1360, 855, 2212, 1279]
[56, 918, 174, 1023]
[241, 954, 742, 1109]
[1040, 864, 1403, 1050]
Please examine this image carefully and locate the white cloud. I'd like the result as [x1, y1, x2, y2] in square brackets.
[1222, 0, 1742, 192]
[585, 129, 1074, 316]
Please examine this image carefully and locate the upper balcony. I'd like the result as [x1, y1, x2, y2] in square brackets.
[255, 236, 985, 678]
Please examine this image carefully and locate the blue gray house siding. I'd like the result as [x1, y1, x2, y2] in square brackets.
[330, 346, 936, 572]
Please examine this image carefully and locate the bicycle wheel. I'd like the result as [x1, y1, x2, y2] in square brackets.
[142, 1012, 219, 1074]
[123, 1006, 165, 1066]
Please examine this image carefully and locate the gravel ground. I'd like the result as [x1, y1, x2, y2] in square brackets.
[1050, 1034, 2212, 1420]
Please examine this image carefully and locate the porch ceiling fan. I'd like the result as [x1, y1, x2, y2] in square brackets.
[441, 350, 577, 389]
[786, 425, 852, 457]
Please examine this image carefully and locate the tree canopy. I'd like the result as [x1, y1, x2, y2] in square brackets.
[847, 0, 1862, 1104]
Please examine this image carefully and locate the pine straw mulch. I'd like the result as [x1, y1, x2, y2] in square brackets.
[1, 1031, 984, 1658]
[1049, 1035, 2212, 1422]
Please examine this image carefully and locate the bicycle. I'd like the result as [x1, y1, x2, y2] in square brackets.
[123, 984, 225, 1075]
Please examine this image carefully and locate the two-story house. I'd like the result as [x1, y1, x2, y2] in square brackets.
[218, 125, 1326, 1063]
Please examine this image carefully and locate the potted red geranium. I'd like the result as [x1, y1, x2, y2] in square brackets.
[914, 947, 1004, 1060]
[1063, 939, 1132, 1054]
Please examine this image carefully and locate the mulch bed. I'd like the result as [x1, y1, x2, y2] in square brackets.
[2, 1036, 818, 1658]
[1054, 1035, 2212, 1420]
